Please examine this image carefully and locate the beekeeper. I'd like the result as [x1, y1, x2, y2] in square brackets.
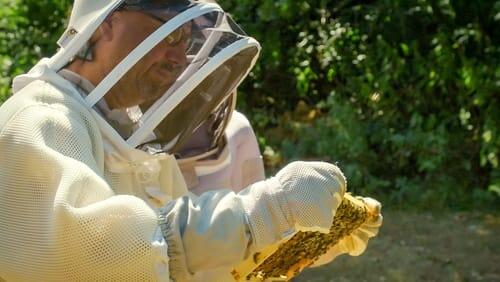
[0, 1, 381, 281]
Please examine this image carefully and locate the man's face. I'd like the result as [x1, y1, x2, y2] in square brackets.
[103, 10, 190, 109]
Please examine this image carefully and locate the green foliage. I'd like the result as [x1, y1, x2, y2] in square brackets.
[1, 0, 499, 209]
[0, 0, 71, 102]
[217, 0, 500, 209]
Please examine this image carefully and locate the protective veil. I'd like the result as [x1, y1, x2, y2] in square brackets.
[60, 0, 260, 155]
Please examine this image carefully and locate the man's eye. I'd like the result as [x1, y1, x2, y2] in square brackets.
[165, 29, 183, 46]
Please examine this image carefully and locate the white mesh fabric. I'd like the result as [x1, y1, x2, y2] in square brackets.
[0, 80, 169, 281]
[238, 178, 293, 251]
[239, 161, 346, 251]
[275, 161, 347, 233]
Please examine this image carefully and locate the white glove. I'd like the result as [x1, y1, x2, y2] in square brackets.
[239, 161, 346, 251]
[313, 197, 383, 267]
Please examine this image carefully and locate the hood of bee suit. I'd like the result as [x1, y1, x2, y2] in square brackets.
[16, 0, 260, 156]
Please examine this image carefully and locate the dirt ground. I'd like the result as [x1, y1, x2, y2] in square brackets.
[295, 209, 500, 282]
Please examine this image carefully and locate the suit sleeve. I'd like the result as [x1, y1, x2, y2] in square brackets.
[0, 104, 170, 281]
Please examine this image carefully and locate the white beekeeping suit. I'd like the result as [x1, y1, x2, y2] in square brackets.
[0, 1, 354, 281]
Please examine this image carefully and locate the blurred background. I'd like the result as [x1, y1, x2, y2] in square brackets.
[1, 0, 499, 281]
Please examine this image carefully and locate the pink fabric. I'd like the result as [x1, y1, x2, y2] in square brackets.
[180, 111, 265, 195]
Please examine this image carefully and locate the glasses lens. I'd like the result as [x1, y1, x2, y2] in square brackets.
[164, 22, 191, 46]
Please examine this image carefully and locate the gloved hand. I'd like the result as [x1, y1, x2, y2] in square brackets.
[159, 161, 347, 280]
[239, 161, 346, 251]
[312, 197, 383, 267]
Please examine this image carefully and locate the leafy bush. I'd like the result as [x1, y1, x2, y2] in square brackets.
[1, 0, 499, 209]
[0, 0, 71, 102]
[218, 0, 500, 209]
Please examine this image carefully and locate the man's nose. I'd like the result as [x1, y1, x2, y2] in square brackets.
[164, 44, 187, 67]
